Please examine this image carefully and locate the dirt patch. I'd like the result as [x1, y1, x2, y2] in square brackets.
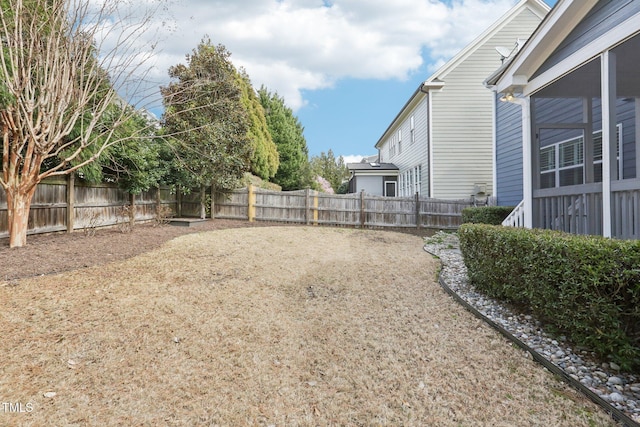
[0, 226, 616, 426]
[0, 219, 278, 281]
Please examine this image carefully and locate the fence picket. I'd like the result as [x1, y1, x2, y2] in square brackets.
[214, 188, 472, 230]
[1, 183, 474, 239]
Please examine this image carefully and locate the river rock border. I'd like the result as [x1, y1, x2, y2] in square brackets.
[424, 231, 640, 427]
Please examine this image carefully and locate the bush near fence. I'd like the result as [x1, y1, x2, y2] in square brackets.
[458, 223, 640, 371]
[461, 206, 514, 225]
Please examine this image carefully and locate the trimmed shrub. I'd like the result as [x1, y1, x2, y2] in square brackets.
[461, 206, 515, 225]
[458, 223, 640, 371]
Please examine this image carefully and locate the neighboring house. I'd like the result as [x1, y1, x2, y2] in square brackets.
[374, 0, 549, 200]
[487, 0, 640, 239]
[347, 162, 399, 197]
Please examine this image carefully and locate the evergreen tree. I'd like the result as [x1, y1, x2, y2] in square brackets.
[310, 149, 349, 193]
[237, 70, 279, 180]
[258, 87, 312, 190]
[161, 39, 252, 194]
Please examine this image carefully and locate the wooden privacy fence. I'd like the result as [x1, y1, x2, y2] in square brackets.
[0, 176, 179, 239]
[0, 180, 474, 239]
[214, 186, 474, 229]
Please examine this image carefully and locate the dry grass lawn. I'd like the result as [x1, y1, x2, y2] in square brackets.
[0, 227, 617, 426]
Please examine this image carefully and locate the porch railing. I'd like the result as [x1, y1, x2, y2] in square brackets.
[533, 183, 602, 236]
[502, 200, 525, 227]
[532, 179, 640, 239]
[611, 179, 640, 239]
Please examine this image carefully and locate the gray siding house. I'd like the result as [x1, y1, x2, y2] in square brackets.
[375, 0, 548, 200]
[347, 162, 399, 197]
[487, 0, 640, 239]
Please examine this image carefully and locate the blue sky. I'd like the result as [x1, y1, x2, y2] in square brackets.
[112, 0, 557, 163]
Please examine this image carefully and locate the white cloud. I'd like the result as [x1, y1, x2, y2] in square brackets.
[103, 0, 519, 111]
[342, 155, 367, 164]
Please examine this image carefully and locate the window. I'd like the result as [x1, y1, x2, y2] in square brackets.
[593, 126, 622, 182]
[539, 125, 621, 189]
[410, 116, 415, 144]
[540, 146, 556, 188]
[398, 129, 402, 154]
[389, 135, 397, 158]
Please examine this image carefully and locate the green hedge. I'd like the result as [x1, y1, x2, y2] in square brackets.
[458, 223, 640, 371]
[461, 206, 514, 225]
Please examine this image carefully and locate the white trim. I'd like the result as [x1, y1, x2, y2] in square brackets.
[495, 0, 598, 94]
[524, 15, 640, 96]
[522, 98, 533, 228]
[492, 92, 498, 198]
[428, 92, 434, 198]
[601, 51, 615, 238]
[427, 0, 550, 83]
[636, 99, 640, 177]
[384, 181, 397, 198]
[350, 170, 399, 177]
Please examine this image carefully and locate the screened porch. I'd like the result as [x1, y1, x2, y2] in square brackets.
[529, 32, 640, 239]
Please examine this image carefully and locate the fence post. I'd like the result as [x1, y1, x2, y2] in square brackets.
[248, 184, 255, 222]
[176, 185, 182, 218]
[156, 186, 161, 217]
[305, 188, 310, 225]
[210, 185, 215, 219]
[415, 192, 421, 229]
[129, 192, 136, 227]
[66, 173, 75, 233]
[313, 191, 319, 226]
[199, 185, 206, 219]
[360, 190, 365, 228]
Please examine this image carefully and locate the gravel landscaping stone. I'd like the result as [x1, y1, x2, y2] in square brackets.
[424, 231, 640, 424]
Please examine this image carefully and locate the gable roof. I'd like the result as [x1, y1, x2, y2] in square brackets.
[489, 0, 640, 96]
[424, 0, 549, 85]
[375, 0, 550, 148]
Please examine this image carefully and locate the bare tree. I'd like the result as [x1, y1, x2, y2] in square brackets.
[0, 0, 162, 247]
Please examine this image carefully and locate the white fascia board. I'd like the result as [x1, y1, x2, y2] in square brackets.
[427, 0, 549, 83]
[494, 0, 598, 94]
[523, 13, 640, 96]
[353, 170, 399, 177]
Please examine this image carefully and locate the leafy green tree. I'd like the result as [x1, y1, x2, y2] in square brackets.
[73, 107, 166, 194]
[0, 0, 161, 247]
[161, 38, 252, 216]
[236, 70, 278, 180]
[258, 87, 312, 190]
[310, 149, 349, 193]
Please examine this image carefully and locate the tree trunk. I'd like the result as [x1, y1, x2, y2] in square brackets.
[6, 186, 36, 248]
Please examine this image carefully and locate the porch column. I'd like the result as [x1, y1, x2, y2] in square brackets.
[636, 99, 640, 178]
[505, 95, 534, 228]
[601, 51, 616, 238]
[521, 97, 533, 229]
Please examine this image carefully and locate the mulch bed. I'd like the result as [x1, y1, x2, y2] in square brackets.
[0, 219, 278, 282]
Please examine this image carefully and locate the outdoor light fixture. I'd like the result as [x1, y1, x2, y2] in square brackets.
[500, 92, 515, 102]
